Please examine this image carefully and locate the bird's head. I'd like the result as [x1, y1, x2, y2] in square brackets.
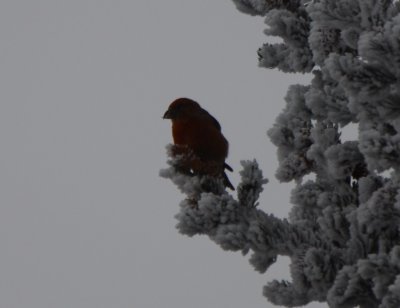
[163, 98, 201, 120]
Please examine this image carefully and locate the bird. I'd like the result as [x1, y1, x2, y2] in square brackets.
[163, 98, 234, 190]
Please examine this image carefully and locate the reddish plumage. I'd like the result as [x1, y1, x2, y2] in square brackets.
[163, 98, 234, 190]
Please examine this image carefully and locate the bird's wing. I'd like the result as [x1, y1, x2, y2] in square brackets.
[199, 109, 221, 131]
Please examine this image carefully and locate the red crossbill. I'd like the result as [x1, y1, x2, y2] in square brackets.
[163, 98, 234, 190]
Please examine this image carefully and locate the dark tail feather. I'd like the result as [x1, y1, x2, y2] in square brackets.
[224, 162, 233, 172]
[223, 171, 235, 190]
[223, 162, 234, 190]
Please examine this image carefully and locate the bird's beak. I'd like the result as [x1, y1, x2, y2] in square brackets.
[163, 109, 172, 119]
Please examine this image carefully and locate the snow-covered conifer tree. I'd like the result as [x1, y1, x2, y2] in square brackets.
[161, 1, 400, 307]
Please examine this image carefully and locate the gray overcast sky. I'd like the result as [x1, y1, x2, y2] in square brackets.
[1, 1, 325, 307]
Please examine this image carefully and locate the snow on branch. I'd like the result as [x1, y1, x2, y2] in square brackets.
[161, 148, 324, 272]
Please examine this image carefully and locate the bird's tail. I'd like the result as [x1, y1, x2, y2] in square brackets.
[223, 172, 235, 190]
[224, 162, 233, 172]
[223, 163, 234, 190]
